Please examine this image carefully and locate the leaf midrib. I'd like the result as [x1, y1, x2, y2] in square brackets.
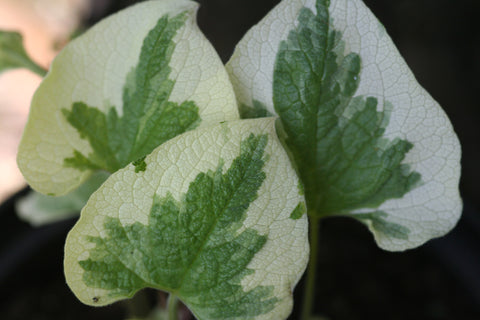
[175, 143, 264, 294]
[126, 18, 175, 163]
[303, 7, 332, 213]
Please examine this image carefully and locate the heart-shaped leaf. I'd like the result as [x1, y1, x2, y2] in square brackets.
[64, 118, 308, 320]
[17, 0, 239, 196]
[226, 0, 461, 250]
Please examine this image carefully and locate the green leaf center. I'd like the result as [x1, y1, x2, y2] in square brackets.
[273, 0, 421, 217]
[62, 13, 200, 173]
[79, 134, 278, 318]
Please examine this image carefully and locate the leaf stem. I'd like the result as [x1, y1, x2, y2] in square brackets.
[167, 294, 179, 320]
[301, 215, 321, 320]
[26, 60, 47, 77]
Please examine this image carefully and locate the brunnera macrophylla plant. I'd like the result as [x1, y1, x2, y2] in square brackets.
[14, 0, 461, 319]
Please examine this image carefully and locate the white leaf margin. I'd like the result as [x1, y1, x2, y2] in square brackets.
[64, 118, 309, 319]
[226, 0, 462, 251]
[17, 0, 239, 196]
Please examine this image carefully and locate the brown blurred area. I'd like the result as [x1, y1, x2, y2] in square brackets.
[0, 0, 89, 202]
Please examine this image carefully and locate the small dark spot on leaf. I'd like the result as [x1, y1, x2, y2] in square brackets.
[133, 156, 147, 173]
[92, 296, 99, 303]
[290, 202, 306, 220]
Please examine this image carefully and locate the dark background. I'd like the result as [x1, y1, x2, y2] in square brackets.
[1, 1, 479, 319]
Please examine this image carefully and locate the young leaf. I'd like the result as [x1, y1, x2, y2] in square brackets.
[0, 30, 46, 76]
[64, 118, 308, 320]
[226, 0, 461, 251]
[17, 0, 239, 196]
[16, 171, 109, 226]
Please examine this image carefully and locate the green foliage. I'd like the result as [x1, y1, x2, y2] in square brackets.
[273, 0, 421, 217]
[0, 30, 46, 76]
[355, 211, 410, 240]
[79, 134, 278, 318]
[62, 13, 200, 173]
[290, 202, 306, 220]
[132, 156, 147, 173]
[15, 0, 462, 319]
[240, 100, 273, 119]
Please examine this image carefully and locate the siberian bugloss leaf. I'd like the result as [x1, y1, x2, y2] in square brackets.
[64, 119, 308, 320]
[226, 0, 461, 250]
[17, 0, 239, 196]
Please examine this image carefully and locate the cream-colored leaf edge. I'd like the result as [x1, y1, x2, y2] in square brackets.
[64, 118, 308, 319]
[17, 0, 238, 196]
[226, 0, 462, 251]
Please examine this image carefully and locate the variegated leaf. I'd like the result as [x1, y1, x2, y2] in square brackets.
[226, 0, 461, 250]
[64, 118, 308, 320]
[18, 0, 239, 196]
